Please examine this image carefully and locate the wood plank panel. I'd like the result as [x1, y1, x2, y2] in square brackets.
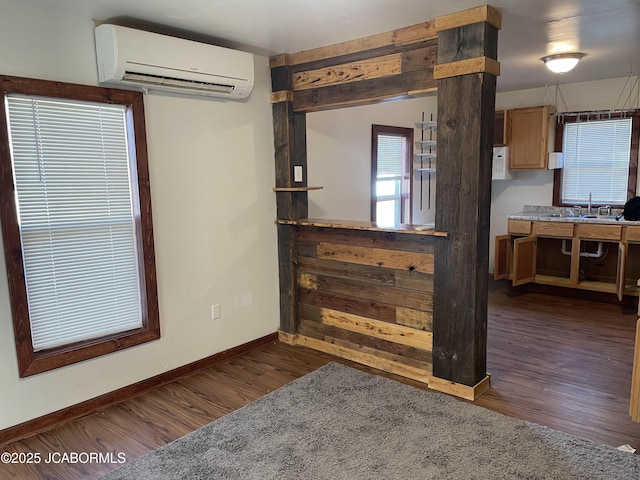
[317, 307, 433, 350]
[402, 45, 438, 73]
[298, 272, 318, 290]
[299, 289, 397, 323]
[297, 255, 396, 286]
[297, 318, 432, 364]
[393, 21, 438, 46]
[328, 337, 431, 371]
[288, 39, 437, 75]
[395, 270, 434, 292]
[292, 69, 436, 113]
[297, 226, 434, 253]
[296, 240, 317, 258]
[291, 333, 432, 384]
[315, 275, 433, 311]
[396, 307, 433, 331]
[317, 242, 433, 274]
[283, 21, 437, 67]
[293, 54, 402, 91]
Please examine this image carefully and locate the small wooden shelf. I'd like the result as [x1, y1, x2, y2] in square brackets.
[272, 186, 323, 192]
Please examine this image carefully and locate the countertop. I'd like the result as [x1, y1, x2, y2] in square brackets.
[508, 205, 640, 226]
[276, 218, 447, 236]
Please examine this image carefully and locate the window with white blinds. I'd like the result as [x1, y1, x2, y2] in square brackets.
[561, 118, 632, 205]
[376, 134, 406, 178]
[5, 94, 143, 351]
[372, 125, 412, 227]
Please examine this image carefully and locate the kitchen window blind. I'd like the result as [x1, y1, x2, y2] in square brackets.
[5, 94, 143, 351]
[561, 117, 632, 205]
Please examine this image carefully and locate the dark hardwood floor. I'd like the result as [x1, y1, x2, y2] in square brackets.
[2, 280, 640, 479]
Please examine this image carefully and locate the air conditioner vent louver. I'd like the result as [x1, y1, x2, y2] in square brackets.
[95, 24, 254, 99]
[123, 72, 235, 94]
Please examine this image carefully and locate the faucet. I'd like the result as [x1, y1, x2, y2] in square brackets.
[588, 192, 592, 216]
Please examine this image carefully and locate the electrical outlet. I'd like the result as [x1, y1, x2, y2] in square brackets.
[294, 165, 303, 183]
[211, 303, 221, 320]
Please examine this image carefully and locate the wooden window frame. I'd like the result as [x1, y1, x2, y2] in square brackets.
[0, 75, 160, 377]
[370, 124, 413, 224]
[553, 111, 639, 207]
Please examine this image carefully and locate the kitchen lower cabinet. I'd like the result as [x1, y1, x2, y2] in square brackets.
[495, 220, 638, 301]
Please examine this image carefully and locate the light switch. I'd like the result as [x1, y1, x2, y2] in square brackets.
[294, 165, 303, 183]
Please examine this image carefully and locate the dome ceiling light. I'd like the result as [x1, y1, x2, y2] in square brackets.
[541, 53, 585, 74]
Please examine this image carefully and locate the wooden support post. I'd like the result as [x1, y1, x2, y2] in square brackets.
[431, 6, 501, 392]
[271, 55, 308, 334]
[276, 223, 298, 334]
[271, 55, 309, 221]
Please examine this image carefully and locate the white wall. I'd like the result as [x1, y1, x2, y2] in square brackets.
[307, 95, 438, 225]
[0, 0, 279, 430]
[306, 76, 637, 270]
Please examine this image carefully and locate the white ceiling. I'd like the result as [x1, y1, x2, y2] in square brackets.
[9, 0, 640, 92]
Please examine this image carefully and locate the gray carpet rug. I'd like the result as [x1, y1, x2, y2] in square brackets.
[100, 362, 640, 480]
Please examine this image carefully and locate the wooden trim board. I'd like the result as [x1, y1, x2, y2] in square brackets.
[435, 5, 502, 32]
[271, 90, 294, 103]
[279, 332, 432, 384]
[277, 21, 437, 67]
[279, 332, 491, 401]
[429, 374, 492, 401]
[434, 57, 500, 79]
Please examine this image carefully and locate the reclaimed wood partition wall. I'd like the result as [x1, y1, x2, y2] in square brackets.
[271, 5, 500, 400]
[279, 221, 436, 383]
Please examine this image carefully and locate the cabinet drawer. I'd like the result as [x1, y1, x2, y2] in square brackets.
[508, 219, 532, 235]
[533, 221, 574, 238]
[577, 224, 622, 240]
[625, 226, 640, 242]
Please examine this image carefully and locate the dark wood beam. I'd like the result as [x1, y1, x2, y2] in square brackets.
[271, 25, 438, 114]
[431, 6, 500, 393]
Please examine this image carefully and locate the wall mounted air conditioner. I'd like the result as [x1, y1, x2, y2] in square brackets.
[95, 24, 254, 99]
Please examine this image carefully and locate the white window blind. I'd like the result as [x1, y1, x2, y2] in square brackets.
[562, 118, 632, 205]
[376, 134, 405, 178]
[5, 94, 142, 351]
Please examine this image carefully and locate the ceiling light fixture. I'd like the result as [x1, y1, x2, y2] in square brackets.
[541, 53, 585, 74]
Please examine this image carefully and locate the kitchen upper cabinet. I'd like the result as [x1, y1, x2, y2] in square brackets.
[508, 105, 556, 170]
